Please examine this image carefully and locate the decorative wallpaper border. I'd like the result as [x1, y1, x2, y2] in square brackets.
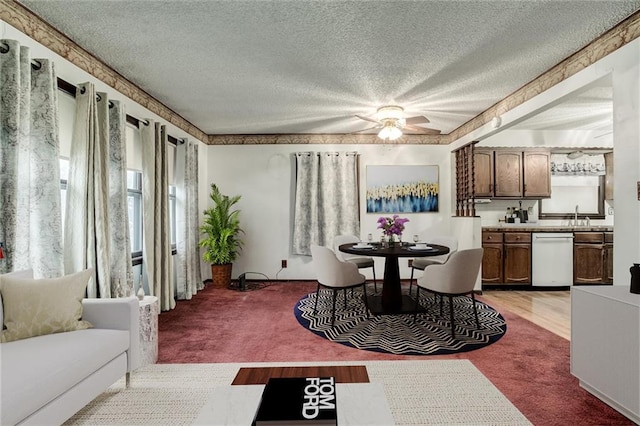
[208, 134, 448, 145]
[2, 1, 639, 146]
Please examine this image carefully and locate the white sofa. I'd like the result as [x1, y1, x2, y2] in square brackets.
[0, 291, 140, 425]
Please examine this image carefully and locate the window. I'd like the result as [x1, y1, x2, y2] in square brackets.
[127, 170, 143, 257]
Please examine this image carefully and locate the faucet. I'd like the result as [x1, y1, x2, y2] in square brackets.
[574, 205, 579, 226]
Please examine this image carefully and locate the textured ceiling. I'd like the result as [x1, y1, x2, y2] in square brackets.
[18, 0, 640, 136]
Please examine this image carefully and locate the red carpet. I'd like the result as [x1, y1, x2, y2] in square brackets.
[158, 282, 634, 426]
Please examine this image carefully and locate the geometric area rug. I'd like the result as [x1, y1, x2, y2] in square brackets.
[294, 288, 507, 355]
[65, 360, 531, 425]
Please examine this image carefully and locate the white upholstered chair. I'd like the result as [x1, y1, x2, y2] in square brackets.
[413, 248, 484, 338]
[334, 234, 377, 292]
[409, 235, 458, 295]
[310, 244, 370, 326]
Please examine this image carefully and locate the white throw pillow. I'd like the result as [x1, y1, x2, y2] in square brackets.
[0, 269, 93, 343]
[0, 269, 34, 329]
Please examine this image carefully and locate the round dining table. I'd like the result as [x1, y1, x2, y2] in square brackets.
[339, 242, 449, 314]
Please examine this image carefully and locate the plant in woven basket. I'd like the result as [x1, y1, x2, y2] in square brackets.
[199, 184, 243, 287]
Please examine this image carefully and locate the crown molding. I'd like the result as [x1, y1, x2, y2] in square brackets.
[208, 134, 450, 145]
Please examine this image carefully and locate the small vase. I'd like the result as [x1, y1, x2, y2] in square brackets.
[388, 235, 396, 247]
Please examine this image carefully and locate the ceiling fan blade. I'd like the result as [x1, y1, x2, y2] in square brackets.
[405, 115, 430, 125]
[404, 124, 441, 135]
[350, 125, 382, 134]
[355, 114, 381, 124]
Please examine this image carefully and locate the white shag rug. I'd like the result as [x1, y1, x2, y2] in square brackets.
[65, 360, 531, 426]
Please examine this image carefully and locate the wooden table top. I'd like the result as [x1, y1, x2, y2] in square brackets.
[231, 365, 369, 385]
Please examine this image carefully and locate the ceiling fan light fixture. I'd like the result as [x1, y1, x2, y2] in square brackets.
[376, 105, 404, 122]
[378, 124, 403, 140]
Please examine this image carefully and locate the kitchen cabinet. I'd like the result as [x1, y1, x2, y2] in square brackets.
[523, 151, 551, 197]
[481, 231, 530, 285]
[604, 232, 614, 284]
[474, 148, 550, 199]
[494, 150, 523, 197]
[474, 149, 494, 198]
[503, 233, 531, 284]
[481, 232, 503, 283]
[574, 232, 612, 285]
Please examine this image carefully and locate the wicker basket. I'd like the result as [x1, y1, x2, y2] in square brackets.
[211, 263, 233, 288]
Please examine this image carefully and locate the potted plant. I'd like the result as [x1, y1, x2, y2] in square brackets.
[199, 184, 244, 288]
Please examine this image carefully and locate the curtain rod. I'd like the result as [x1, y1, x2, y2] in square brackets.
[56, 77, 183, 145]
[2, 41, 184, 145]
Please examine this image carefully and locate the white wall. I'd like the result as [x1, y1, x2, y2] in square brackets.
[204, 143, 454, 280]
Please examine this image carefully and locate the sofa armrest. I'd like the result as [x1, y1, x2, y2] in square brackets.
[82, 297, 141, 372]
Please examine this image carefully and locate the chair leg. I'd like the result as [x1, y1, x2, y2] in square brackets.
[448, 295, 455, 339]
[409, 267, 415, 295]
[343, 288, 348, 309]
[313, 283, 321, 314]
[471, 292, 480, 328]
[361, 283, 370, 319]
[331, 289, 338, 327]
[372, 266, 377, 293]
[413, 286, 421, 323]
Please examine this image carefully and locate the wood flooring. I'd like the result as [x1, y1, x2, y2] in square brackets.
[480, 289, 571, 340]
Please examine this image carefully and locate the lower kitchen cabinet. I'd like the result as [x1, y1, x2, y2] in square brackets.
[574, 232, 612, 285]
[482, 231, 531, 285]
[504, 233, 531, 283]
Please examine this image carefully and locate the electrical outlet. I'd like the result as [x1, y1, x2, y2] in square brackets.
[281, 259, 287, 268]
[408, 259, 413, 267]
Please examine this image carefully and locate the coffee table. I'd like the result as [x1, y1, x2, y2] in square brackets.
[192, 366, 395, 425]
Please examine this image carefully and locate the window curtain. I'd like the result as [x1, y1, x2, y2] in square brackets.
[550, 153, 606, 176]
[175, 139, 202, 299]
[108, 100, 134, 297]
[0, 40, 63, 278]
[292, 152, 360, 255]
[64, 83, 111, 297]
[141, 121, 175, 311]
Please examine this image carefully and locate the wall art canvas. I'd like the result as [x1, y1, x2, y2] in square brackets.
[366, 165, 439, 213]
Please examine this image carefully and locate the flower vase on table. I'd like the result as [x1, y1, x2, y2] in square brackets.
[377, 215, 409, 248]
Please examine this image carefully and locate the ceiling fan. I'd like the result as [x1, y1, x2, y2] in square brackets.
[355, 105, 441, 140]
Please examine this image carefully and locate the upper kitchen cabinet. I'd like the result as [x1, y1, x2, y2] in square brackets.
[474, 149, 494, 197]
[474, 148, 551, 199]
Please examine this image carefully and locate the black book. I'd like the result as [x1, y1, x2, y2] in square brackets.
[252, 377, 338, 426]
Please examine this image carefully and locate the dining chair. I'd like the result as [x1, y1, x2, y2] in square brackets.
[412, 248, 484, 338]
[310, 244, 370, 327]
[408, 235, 458, 295]
[334, 234, 377, 292]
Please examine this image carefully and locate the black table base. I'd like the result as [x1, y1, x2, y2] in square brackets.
[365, 294, 428, 315]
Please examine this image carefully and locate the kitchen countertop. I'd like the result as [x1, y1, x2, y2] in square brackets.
[483, 225, 613, 232]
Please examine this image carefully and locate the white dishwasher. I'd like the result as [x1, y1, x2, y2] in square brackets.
[532, 233, 574, 287]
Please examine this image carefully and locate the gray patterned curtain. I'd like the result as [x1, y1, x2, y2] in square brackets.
[141, 121, 175, 311]
[292, 152, 360, 255]
[175, 139, 202, 300]
[64, 83, 111, 297]
[108, 100, 133, 297]
[0, 39, 63, 278]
